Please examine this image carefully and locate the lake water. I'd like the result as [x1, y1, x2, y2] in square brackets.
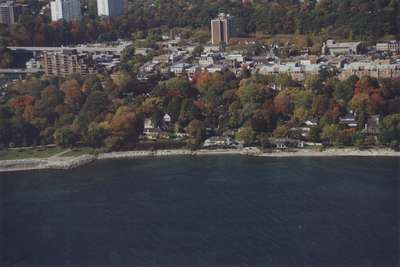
[0, 156, 399, 267]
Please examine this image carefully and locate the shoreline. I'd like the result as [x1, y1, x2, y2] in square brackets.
[1, 148, 399, 173]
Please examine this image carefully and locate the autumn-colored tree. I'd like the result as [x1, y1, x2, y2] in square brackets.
[251, 102, 275, 133]
[274, 92, 292, 116]
[61, 79, 85, 113]
[110, 106, 139, 143]
[10, 95, 35, 113]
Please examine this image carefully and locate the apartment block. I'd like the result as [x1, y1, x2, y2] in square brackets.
[0, 1, 22, 25]
[50, 0, 81, 22]
[97, 0, 124, 17]
[42, 50, 98, 77]
[211, 13, 235, 45]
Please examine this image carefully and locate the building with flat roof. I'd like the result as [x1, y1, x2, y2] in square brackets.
[322, 39, 363, 56]
[0, 1, 22, 25]
[42, 50, 98, 77]
[97, 0, 124, 17]
[338, 61, 400, 80]
[211, 13, 235, 45]
[376, 41, 400, 54]
[50, 0, 81, 22]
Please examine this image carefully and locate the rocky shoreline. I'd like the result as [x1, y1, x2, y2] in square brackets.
[1, 148, 399, 173]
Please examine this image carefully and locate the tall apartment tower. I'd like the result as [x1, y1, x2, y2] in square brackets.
[97, 0, 124, 17]
[50, 0, 82, 22]
[0, 1, 21, 25]
[211, 13, 235, 45]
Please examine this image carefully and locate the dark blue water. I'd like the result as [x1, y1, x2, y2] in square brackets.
[0, 156, 399, 267]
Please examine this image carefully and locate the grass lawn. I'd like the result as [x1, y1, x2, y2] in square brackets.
[61, 147, 96, 157]
[0, 147, 66, 160]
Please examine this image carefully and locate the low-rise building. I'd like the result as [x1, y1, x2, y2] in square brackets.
[376, 41, 400, 54]
[322, 39, 363, 56]
[204, 64, 228, 73]
[135, 48, 154, 56]
[203, 136, 237, 147]
[199, 53, 219, 67]
[268, 138, 305, 149]
[339, 114, 358, 128]
[143, 118, 160, 140]
[42, 50, 99, 77]
[339, 61, 400, 80]
[25, 58, 41, 70]
[362, 115, 381, 136]
[170, 63, 192, 75]
[258, 62, 328, 81]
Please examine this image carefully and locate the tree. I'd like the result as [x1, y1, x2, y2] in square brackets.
[350, 93, 369, 127]
[304, 75, 322, 92]
[0, 106, 12, 148]
[332, 78, 355, 105]
[110, 106, 139, 144]
[236, 78, 273, 105]
[61, 79, 84, 113]
[53, 127, 78, 148]
[380, 113, 400, 149]
[81, 75, 103, 93]
[311, 95, 329, 117]
[79, 90, 110, 124]
[187, 119, 206, 148]
[85, 122, 109, 148]
[165, 77, 197, 98]
[0, 47, 13, 68]
[308, 127, 321, 142]
[250, 103, 275, 133]
[321, 124, 340, 146]
[274, 92, 292, 117]
[273, 125, 289, 138]
[121, 45, 135, 63]
[236, 126, 255, 146]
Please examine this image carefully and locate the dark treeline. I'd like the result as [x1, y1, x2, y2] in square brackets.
[0, 0, 399, 48]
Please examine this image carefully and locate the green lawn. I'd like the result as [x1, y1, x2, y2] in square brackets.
[0, 147, 66, 160]
[61, 147, 96, 157]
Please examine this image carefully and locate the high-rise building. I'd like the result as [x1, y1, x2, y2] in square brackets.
[97, 0, 124, 17]
[0, 1, 22, 25]
[50, 0, 81, 22]
[211, 13, 235, 45]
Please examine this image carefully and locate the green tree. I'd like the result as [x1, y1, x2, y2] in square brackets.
[236, 126, 256, 146]
[187, 119, 206, 148]
[321, 124, 340, 146]
[380, 113, 400, 149]
[53, 127, 78, 148]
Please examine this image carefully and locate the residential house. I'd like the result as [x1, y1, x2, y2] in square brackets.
[170, 63, 192, 75]
[339, 114, 358, 128]
[203, 136, 237, 147]
[143, 118, 160, 140]
[362, 115, 381, 136]
[135, 48, 154, 56]
[268, 138, 305, 149]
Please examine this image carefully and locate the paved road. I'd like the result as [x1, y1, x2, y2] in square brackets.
[8, 42, 132, 55]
